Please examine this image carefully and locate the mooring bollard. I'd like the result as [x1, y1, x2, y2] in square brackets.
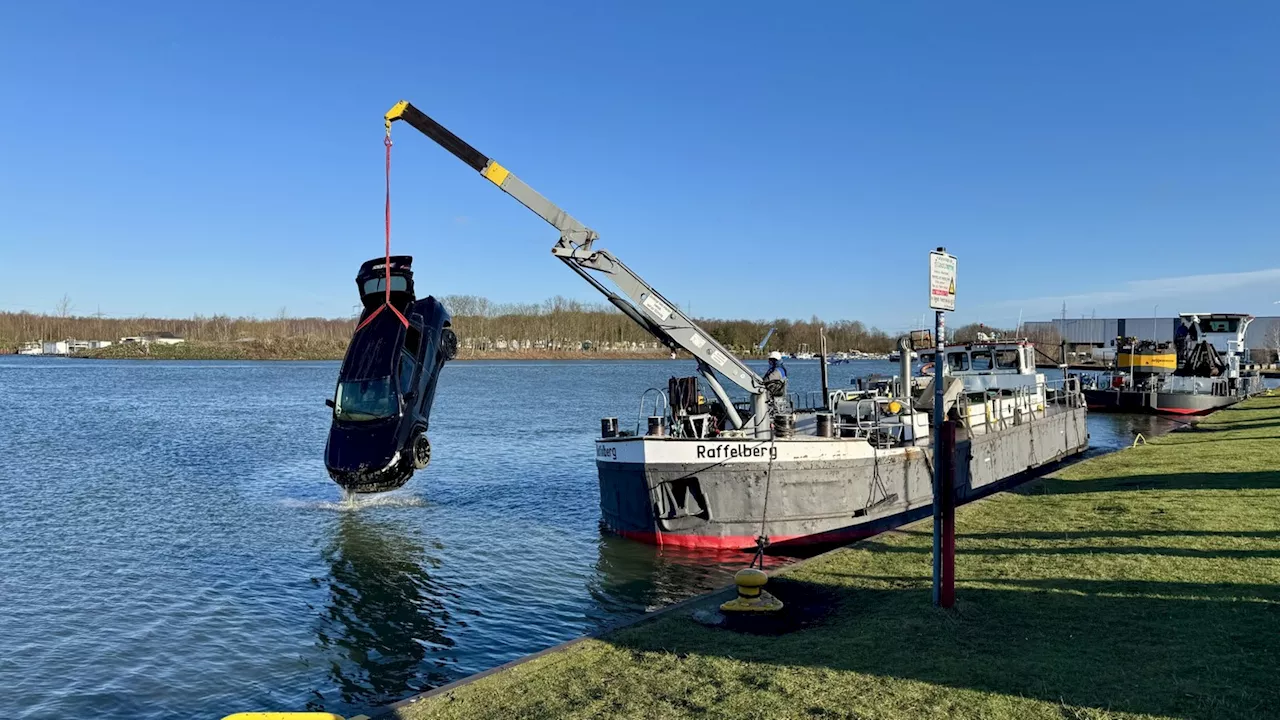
[720, 568, 784, 613]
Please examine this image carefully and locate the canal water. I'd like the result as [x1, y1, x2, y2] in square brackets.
[0, 357, 1183, 719]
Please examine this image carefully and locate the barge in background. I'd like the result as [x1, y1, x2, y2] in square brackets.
[1083, 313, 1264, 415]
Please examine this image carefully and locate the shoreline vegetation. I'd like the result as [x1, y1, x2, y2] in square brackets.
[2, 297, 1041, 361]
[68, 339, 679, 362]
[379, 394, 1280, 720]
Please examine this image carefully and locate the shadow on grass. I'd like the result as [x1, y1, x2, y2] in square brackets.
[610, 577, 1280, 719]
[1015, 471, 1280, 495]
[953, 529, 1280, 541]
[1179, 419, 1280, 433]
[1157, 435, 1280, 445]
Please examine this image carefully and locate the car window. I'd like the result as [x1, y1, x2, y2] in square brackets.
[399, 349, 417, 395]
[363, 276, 409, 295]
[404, 324, 422, 357]
[995, 349, 1019, 369]
[971, 350, 993, 370]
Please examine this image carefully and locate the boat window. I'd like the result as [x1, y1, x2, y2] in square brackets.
[995, 349, 1019, 369]
[971, 350, 993, 371]
[363, 275, 409, 295]
[333, 377, 396, 422]
[1202, 318, 1238, 333]
[947, 351, 969, 372]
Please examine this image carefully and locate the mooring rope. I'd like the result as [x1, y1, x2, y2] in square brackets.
[751, 397, 780, 570]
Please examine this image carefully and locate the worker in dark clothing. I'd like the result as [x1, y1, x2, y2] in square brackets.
[764, 350, 790, 414]
[763, 350, 788, 396]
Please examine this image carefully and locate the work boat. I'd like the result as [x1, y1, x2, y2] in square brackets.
[1083, 313, 1264, 415]
[597, 341, 1089, 550]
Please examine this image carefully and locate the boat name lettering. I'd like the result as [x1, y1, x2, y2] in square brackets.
[696, 444, 778, 461]
[596, 445, 617, 459]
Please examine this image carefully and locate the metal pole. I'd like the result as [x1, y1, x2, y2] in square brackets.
[819, 330, 830, 411]
[940, 419, 956, 608]
[932, 306, 946, 606]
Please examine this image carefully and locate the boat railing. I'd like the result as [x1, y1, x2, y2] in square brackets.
[965, 377, 1082, 434]
[635, 387, 669, 436]
[789, 390, 827, 413]
[832, 397, 908, 447]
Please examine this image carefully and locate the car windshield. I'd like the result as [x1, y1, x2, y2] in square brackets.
[334, 376, 397, 422]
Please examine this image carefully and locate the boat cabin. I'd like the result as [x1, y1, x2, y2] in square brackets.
[917, 341, 1039, 394]
[1178, 313, 1253, 358]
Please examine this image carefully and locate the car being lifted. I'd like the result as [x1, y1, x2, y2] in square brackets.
[324, 256, 457, 493]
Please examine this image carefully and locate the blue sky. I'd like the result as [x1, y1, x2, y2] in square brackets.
[2, 1, 1278, 332]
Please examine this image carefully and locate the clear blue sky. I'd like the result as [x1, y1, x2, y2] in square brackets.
[3, 1, 1279, 332]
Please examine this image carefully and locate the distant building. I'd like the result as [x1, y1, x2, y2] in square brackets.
[42, 341, 69, 355]
[121, 332, 186, 346]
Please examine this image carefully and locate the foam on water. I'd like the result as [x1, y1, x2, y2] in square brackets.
[282, 490, 430, 512]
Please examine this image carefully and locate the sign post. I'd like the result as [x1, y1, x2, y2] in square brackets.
[928, 247, 957, 608]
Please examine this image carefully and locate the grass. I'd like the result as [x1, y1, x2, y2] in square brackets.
[383, 395, 1280, 720]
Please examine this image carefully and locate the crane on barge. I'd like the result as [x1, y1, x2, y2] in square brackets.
[384, 101, 773, 436]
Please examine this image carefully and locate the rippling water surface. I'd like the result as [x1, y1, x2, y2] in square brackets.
[0, 357, 1193, 718]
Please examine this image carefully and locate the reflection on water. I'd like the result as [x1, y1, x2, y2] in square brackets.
[1084, 412, 1185, 456]
[308, 515, 458, 710]
[587, 535, 749, 621]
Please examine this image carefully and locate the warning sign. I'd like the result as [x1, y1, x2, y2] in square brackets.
[929, 250, 957, 311]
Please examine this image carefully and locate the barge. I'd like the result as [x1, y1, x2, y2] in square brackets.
[597, 341, 1088, 550]
[1083, 313, 1264, 415]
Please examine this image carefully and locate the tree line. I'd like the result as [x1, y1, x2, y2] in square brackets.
[2, 295, 1029, 355]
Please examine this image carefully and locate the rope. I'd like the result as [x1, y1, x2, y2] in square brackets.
[355, 133, 409, 332]
[750, 397, 780, 570]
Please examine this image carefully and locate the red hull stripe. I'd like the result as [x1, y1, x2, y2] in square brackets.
[1154, 406, 1213, 415]
[615, 525, 881, 550]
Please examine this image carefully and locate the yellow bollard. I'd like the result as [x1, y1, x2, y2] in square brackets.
[719, 568, 784, 613]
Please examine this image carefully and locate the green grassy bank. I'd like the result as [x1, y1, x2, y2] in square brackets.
[385, 395, 1280, 720]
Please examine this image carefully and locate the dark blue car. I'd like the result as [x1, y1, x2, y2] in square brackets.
[325, 256, 456, 493]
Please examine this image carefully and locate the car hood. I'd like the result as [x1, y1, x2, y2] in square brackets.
[325, 419, 400, 472]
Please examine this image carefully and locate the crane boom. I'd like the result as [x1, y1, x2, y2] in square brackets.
[385, 101, 768, 432]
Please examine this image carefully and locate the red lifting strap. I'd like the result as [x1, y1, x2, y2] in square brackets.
[356, 135, 409, 332]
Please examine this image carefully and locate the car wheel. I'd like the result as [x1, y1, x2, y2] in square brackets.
[412, 432, 432, 470]
[441, 329, 458, 361]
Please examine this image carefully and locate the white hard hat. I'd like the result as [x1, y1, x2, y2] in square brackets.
[768, 351, 782, 360]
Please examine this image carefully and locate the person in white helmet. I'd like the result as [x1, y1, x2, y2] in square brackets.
[763, 350, 788, 398]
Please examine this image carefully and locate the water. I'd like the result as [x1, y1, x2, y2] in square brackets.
[0, 356, 1184, 719]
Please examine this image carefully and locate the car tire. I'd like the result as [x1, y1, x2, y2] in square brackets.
[441, 329, 458, 361]
[412, 432, 432, 470]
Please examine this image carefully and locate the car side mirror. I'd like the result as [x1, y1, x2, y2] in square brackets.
[325, 398, 335, 409]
